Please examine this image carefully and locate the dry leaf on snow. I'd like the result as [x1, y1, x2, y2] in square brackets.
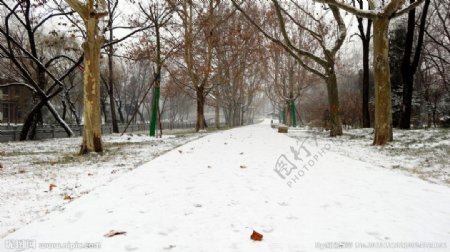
[49, 184, 57, 191]
[63, 195, 73, 200]
[104, 230, 127, 237]
[250, 230, 263, 241]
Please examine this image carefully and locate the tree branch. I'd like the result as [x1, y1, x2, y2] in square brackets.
[313, 0, 377, 19]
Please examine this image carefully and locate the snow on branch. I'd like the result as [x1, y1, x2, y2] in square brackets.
[313, 0, 377, 19]
[391, 0, 426, 18]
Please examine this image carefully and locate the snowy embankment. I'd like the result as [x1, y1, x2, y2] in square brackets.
[0, 132, 203, 239]
[288, 127, 449, 186]
[1, 121, 449, 251]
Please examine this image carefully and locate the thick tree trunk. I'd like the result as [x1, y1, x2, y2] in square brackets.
[325, 72, 343, 137]
[373, 18, 393, 145]
[362, 39, 371, 128]
[398, 1, 416, 130]
[64, 0, 105, 154]
[80, 22, 104, 154]
[399, 0, 430, 129]
[195, 86, 206, 131]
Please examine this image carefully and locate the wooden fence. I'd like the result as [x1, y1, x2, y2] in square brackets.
[0, 121, 197, 142]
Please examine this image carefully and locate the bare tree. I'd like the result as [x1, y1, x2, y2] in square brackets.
[213, 3, 266, 127]
[0, 0, 80, 139]
[105, 0, 119, 133]
[64, 0, 108, 153]
[137, 0, 175, 136]
[352, 0, 372, 128]
[398, 0, 431, 129]
[265, 43, 312, 126]
[171, 0, 218, 132]
[316, 0, 427, 144]
[232, 0, 347, 136]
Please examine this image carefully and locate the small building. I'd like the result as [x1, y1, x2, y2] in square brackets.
[0, 79, 31, 124]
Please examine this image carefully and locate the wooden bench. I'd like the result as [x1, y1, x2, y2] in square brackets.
[278, 125, 288, 133]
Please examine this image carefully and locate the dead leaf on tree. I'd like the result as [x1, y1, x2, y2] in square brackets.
[104, 230, 127, 237]
[0, 163, 3, 169]
[250, 230, 263, 241]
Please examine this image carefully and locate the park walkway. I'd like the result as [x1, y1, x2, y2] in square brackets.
[2, 120, 449, 251]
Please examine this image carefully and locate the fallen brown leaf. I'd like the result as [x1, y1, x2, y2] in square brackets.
[104, 230, 127, 237]
[250, 230, 263, 241]
[0, 163, 3, 169]
[240, 165, 247, 169]
[49, 160, 57, 166]
[63, 195, 73, 200]
[49, 184, 57, 191]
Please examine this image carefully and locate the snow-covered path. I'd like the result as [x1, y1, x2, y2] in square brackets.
[2, 121, 450, 252]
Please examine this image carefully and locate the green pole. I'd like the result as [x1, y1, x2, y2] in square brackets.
[290, 98, 297, 127]
[149, 86, 160, 137]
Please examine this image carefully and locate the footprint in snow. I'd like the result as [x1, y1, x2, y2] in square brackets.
[262, 225, 274, 233]
[163, 245, 176, 250]
[124, 245, 139, 251]
[366, 231, 383, 240]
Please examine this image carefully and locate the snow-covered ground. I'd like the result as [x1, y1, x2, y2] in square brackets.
[288, 127, 449, 186]
[1, 121, 449, 251]
[0, 132, 203, 239]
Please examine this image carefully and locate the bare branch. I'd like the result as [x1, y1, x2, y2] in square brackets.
[313, 0, 377, 19]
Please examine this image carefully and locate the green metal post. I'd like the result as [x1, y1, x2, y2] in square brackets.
[290, 98, 297, 127]
[149, 86, 160, 137]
